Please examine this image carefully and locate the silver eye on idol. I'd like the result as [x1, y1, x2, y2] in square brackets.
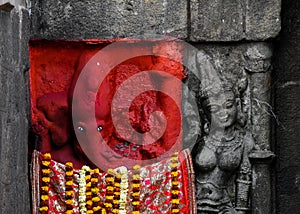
[97, 125, 103, 132]
[77, 126, 85, 132]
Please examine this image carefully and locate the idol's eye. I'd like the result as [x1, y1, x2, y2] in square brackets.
[225, 101, 233, 108]
[207, 104, 219, 113]
[97, 125, 103, 132]
[77, 126, 85, 132]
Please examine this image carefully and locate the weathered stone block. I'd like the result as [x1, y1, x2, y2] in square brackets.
[190, 0, 244, 41]
[245, 0, 281, 40]
[190, 0, 281, 41]
[0, 7, 30, 214]
[31, 0, 187, 40]
[0, 68, 8, 110]
[0, 0, 26, 11]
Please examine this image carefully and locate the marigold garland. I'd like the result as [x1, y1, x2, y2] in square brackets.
[91, 169, 101, 214]
[104, 168, 114, 213]
[39, 153, 51, 214]
[112, 171, 121, 214]
[65, 162, 74, 214]
[131, 165, 141, 214]
[39, 155, 183, 214]
[170, 152, 180, 214]
[85, 169, 93, 213]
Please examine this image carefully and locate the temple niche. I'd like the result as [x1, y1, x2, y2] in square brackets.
[28, 37, 275, 214]
[0, 0, 290, 213]
[25, 0, 279, 212]
[29, 39, 201, 213]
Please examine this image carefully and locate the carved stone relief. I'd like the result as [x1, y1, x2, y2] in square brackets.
[184, 43, 274, 213]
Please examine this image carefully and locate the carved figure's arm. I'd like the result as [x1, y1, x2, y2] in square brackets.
[235, 132, 255, 213]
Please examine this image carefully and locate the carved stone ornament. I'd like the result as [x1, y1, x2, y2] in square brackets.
[191, 51, 255, 214]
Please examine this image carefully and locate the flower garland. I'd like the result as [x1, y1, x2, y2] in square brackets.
[40, 153, 51, 214]
[170, 152, 180, 214]
[65, 162, 74, 214]
[104, 168, 115, 213]
[79, 166, 90, 214]
[39, 155, 183, 214]
[131, 165, 141, 214]
[112, 171, 121, 214]
[118, 166, 129, 214]
[91, 169, 101, 213]
[85, 169, 93, 214]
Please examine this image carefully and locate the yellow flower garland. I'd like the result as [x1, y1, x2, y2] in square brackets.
[104, 168, 115, 213]
[131, 165, 141, 214]
[39, 153, 51, 214]
[85, 169, 93, 213]
[112, 172, 121, 214]
[170, 152, 180, 214]
[91, 169, 101, 214]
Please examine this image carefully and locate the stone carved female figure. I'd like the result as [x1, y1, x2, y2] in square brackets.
[193, 80, 254, 214]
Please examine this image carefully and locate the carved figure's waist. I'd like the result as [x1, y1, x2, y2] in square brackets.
[196, 180, 231, 205]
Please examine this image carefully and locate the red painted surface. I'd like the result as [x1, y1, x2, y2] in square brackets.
[29, 40, 184, 170]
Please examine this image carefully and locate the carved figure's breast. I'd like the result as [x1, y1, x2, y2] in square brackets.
[195, 141, 243, 173]
[195, 146, 217, 171]
[218, 147, 242, 171]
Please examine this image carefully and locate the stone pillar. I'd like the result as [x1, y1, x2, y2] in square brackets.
[273, 0, 300, 213]
[250, 151, 275, 214]
[0, 1, 30, 213]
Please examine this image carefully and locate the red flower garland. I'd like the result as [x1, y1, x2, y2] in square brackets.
[65, 162, 74, 214]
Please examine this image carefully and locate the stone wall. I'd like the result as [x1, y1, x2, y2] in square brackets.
[30, 1, 281, 213]
[31, 0, 281, 42]
[0, 1, 30, 213]
[273, 0, 300, 213]
[0, 0, 287, 213]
